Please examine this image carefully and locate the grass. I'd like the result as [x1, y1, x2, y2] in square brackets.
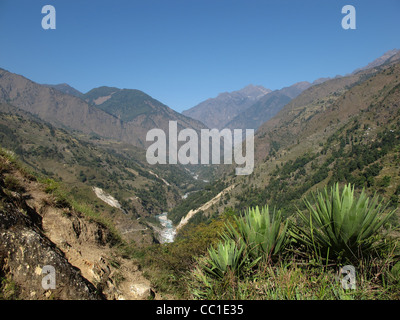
[190, 261, 358, 300]
[39, 177, 124, 246]
[3, 176, 25, 193]
[0, 276, 20, 300]
[189, 254, 400, 300]
[184, 183, 400, 300]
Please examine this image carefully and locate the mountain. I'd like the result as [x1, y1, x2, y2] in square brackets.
[182, 84, 271, 129]
[0, 100, 207, 244]
[42, 83, 84, 98]
[0, 69, 206, 148]
[82, 86, 204, 127]
[352, 49, 400, 74]
[235, 58, 400, 214]
[174, 54, 400, 227]
[231, 49, 400, 133]
[225, 81, 312, 131]
[0, 69, 125, 141]
[183, 50, 400, 134]
[2, 49, 400, 300]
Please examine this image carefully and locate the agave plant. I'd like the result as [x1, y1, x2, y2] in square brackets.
[225, 206, 289, 262]
[294, 183, 397, 262]
[202, 239, 246, 279]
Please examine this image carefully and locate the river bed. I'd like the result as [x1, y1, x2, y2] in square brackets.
[156, 212, 176, 243]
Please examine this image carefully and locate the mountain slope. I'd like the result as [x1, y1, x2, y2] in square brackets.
[42, 83, 84, 99]
[0, 151, 157, 300]
[175, 58, 400, 228]
[83, 86, 206, 131]
[0, 69, 206, 149]
[182, 85, 271, 129]
[0, 68, 125, 141]
[232, 59, 400, 214]
[0, 102, 204, 245]
[225, 81, 312, 131]
[352, 49, 400, 74]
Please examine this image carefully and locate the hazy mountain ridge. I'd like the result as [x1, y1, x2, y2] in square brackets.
[182, 50, 400, 134]
[225, 81, 314, 131]
[83, 86, 207, 131]
[182, 84, 271, 129]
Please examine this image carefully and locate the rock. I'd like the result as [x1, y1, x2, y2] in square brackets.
[0, 180, 102, 300]
[130, 283, 152, 299]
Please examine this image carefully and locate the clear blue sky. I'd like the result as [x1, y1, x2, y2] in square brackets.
[0, 0, 399, 112]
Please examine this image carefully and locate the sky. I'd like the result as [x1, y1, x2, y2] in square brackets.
[0, 0, 399, 112]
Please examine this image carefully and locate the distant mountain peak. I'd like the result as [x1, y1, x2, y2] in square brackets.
[182, 84, 271, 129]
[239, 84, 272, 98]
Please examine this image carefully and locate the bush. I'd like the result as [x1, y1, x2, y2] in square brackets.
[4, 176, 25, 193]
[225, 206, 289, 263]
[195, 205, 289, 287]
[293, 183, 397, 263]
[201, 239, 247, 279]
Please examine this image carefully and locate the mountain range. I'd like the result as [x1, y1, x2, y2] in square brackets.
[182, 84, 271, 129]
[171, 49, 400, 226]
[182, 49, 400, 133]
[1, 48, 400, 300]
[0, 69, 206, 149]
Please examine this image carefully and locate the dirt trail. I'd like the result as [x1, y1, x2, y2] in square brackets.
[176, 184, 235, 231]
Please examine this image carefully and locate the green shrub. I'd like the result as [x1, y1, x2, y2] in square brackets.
[201, 239, 247, 279]
[225, 205, 289, 262]
[293, 183, 397, 263]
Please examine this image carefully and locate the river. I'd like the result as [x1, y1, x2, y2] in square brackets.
[156, 212, 176, 243]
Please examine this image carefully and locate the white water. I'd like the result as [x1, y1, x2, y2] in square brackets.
[156, 212, 176, 243]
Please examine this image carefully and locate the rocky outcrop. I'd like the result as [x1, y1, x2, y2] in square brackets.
[0, 187, 101, 300]
[0, 154, 156, 300]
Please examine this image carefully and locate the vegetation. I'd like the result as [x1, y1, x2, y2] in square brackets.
[84, 87, 166, 122]
[225, 206, 289, 263]
[40, 177, 123, 246]
[2, 57, 400, 300]
[0, 276, 20, 300]
[186, 183, 400, 300]
[133, 214, 232, 297]
[293, 183, 397, 263]
[169, 180, 228, 224]
[0, 111, 203, 224]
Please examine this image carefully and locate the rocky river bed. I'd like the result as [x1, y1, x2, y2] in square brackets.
[155, 212, 176, 243]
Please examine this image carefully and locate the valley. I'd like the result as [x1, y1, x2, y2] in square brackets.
[1, 48, 400, 300]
